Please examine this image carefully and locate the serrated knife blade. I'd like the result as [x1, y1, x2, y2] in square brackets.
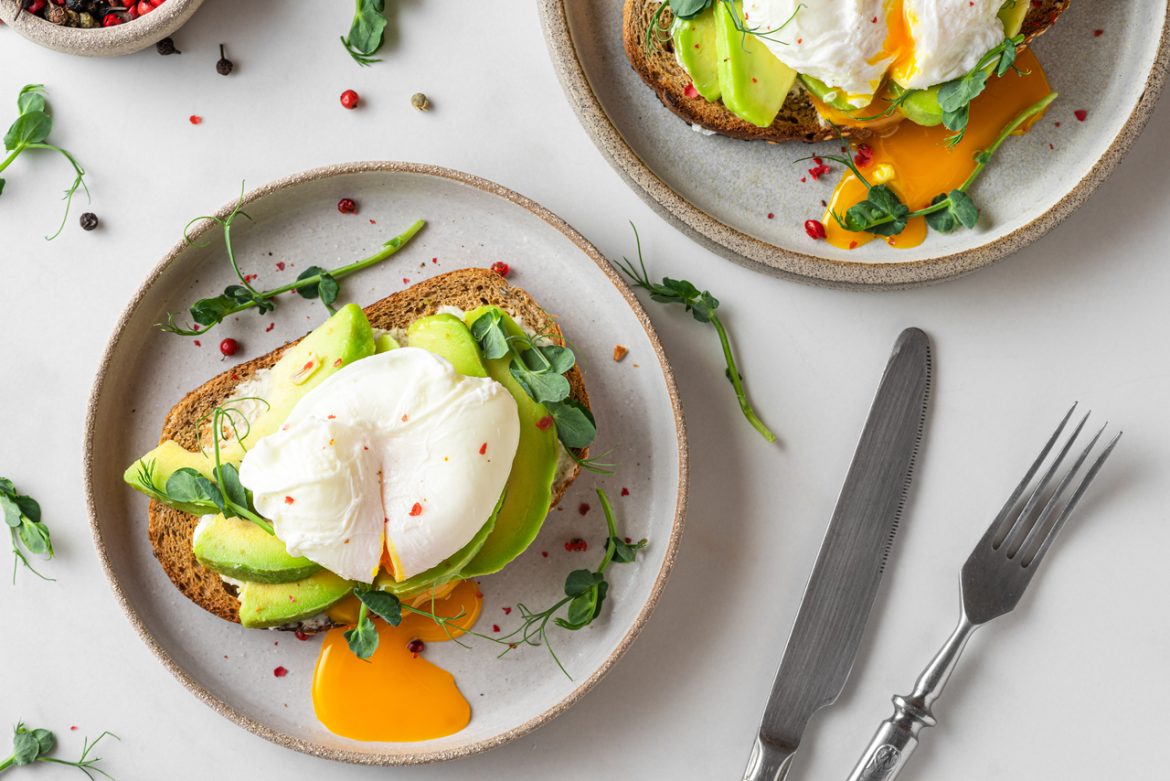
[742, 327, 932, 781]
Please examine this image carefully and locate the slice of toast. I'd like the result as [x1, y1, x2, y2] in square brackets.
[623, 0, 1071, 143]
[147, 268, 590, 626]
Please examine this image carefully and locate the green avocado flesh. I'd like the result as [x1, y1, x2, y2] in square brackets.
[407, 314, 488, 378]
[193, 514, 320, 583]
[712, 0, 796, 128]
[123, 303, 377, 507]
[458, 306, 559, 578]
[238, 570, 354, 628]
[374, 332, 400, 353]
[800, 74, 855, 112]
[672, 7, 721, 101]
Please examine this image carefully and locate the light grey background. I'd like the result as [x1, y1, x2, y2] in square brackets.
[1, 2, 1167, 779]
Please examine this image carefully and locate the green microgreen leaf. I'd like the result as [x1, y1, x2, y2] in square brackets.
[544, 399, 597, 449]
[469, 311, 510, 360]
[341, 0, 389, 66]
[344, 604, 380, 660]
[924, 189, 980, 233]
[356, 588, 403, 627]
[3, 722, 118, 777]
[2, 478, 54, 583]
[669, 0, 713, 18]
[613, 225, 776, 444]
[160, 191, 425, 337]
[0, 85, 88, 240]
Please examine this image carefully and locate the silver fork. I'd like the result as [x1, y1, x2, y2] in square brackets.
[845, 405, 1121, 781]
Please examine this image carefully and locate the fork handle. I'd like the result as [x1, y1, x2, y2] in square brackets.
[846, 615, 979, 781]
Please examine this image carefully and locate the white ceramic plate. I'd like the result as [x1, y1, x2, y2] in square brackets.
[540, 0, 1170, 287]
[83, 162, 687, 764]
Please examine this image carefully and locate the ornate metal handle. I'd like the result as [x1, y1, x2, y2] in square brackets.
[741, 735, 796, 781]
[846, 615, 980, 781]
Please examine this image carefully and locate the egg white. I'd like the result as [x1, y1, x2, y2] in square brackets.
[893, 0, 1006, 89]
[239, 348, 520, 583]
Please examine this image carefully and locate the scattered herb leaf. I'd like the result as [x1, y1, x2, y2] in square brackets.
[0, 722, 118, 779]
[1, 478, 52, 583]
[0, 84, 90, 240]
[341, 0, 389, 66]
[614, 225, 777, 444]
[160, 187, 424, 336]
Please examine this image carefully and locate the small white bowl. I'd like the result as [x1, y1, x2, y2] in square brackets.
[0, 0, 205, 57]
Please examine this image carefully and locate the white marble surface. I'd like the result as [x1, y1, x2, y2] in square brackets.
[1, 2, 1167, 779]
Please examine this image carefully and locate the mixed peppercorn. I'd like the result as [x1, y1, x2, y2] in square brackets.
[18, 0, 169, 27]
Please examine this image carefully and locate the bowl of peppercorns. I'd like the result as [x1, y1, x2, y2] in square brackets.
[0, 0, 204, 56]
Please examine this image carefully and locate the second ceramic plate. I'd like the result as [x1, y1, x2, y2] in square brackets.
[540, 0, 1170, 288]
[84, 162, 687, 764]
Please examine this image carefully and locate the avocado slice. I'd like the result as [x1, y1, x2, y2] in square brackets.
[458, 307, 559, 578]
[193, 514, 320, 583]
[123, 440, 216, 515]
[672, 6, 721, 101]
[124, 304, 377, 511]
[406, 314, 488, 378]
[238, 570, 354, 628]
[713, 0, 797, 128]
[215, 302, 376, 463]
[799, 74, 856, 112]
[999, 0, 1028, 37]
[374, 332, 400, 353]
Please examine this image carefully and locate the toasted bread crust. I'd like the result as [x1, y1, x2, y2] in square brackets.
[147, 269, 590, 627]
[623, 0, 1071, 143]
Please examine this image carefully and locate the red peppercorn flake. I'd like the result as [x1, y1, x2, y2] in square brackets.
[804, 219, 827, 240]
[407, 638, 425, 657]
[492, 624, 501, 633]
[808, 162, 832, 180]
[683, 82, 700, 99]
[565, 538, 588, 552]
[541, 551, 549, 558]
[578, 502, 590, 516]
[409, 502, 423, 516]
[1093, 28, 1104, 37]
[625, 536, 633, 544]
[490, 261, 510, 277]
[853, 143, 874, 167]
[337, 198, 357, 214]
[219, 338, 239, 357]
[502, 606, 512, 615]
[535, 415, 554, 431]
[848, 240, 859, 249]
[284, 496, 295, 505]
[294, 629, 309, 641]
[193, 340, 202, 347]
[188, 114, 202, 125]
[340, 89, 360, 109]
[273, 666, 288, 678]
[276, 261, 286, 271]
[69, 726, 77, 731]
[402, 277, 410, 284]
[621, 487, 630, 496]
[767, 212, 775, 219]
[1074, 109, 1088, 122]
[265, 322, 276, 333]
[479, 442, 488, 455]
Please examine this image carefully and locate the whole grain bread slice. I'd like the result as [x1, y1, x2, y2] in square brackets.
[623, 0, 1071, 143]
[147, 268, 589, 626]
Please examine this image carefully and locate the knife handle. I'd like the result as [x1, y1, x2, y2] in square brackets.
[846, 616, 979, 781]
[742, 735, 796, 781]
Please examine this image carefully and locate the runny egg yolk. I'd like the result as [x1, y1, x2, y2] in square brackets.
[311, 579, 484, 742]
[824, 47, 1052, 251]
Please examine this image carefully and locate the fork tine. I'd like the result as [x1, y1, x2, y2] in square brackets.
[1001, 411, 1091, 556]
[1022, 431, 1122, 569]
[1013, 423, 1106, 561]
[997, 410, 1089, 553]
[984, 404, 1077, 549]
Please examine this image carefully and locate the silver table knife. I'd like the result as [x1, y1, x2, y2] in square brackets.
[742, 327, 932, 781]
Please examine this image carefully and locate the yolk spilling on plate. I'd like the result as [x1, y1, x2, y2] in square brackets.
[823, 48, 1052, 250]
[311, 579, 483, 742]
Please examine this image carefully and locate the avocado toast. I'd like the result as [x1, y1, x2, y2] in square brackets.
[126, 268, 590, 631]
[623, 0, 1070, 142]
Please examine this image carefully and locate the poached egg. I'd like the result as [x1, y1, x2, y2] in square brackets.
[239, 347, 520, 583]
[742, 0, 1008, 106]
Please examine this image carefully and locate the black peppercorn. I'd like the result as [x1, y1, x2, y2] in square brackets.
[156, 37, 180, 55]
[216, 44, 234, 76]
[66, 0, 85, 11]
[79, 212, 99, 231]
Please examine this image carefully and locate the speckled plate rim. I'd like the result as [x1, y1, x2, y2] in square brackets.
[0, 0, 205, 57]
[538, 0, 1170, 290]
[82, 161, 689, 765]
